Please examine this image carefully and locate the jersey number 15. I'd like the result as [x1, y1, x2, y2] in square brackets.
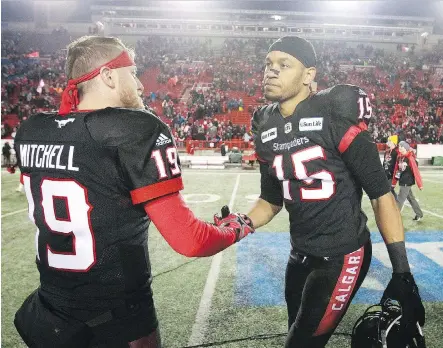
[272, 145, 336, 201]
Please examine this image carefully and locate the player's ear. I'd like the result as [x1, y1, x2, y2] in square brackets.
[99, 66, 116, 89]
[303, 67, 316, 86]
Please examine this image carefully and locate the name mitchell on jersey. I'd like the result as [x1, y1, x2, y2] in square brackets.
[19, 144, 79, 171]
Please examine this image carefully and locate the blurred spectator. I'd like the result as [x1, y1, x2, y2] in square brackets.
[2, 33, 442, 147]
[228, 147, 243, 163]
[392, 141, 424, 221]
[2, 142, 11, 167]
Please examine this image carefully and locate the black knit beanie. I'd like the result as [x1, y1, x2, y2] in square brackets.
[268, 36, 317, 68]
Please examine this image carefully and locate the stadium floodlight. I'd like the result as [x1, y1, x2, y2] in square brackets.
[271, 15, 282, 21]
[321, 1, 372, 14]
[155, 1, 215, 11]
[96, 21, 104, 31]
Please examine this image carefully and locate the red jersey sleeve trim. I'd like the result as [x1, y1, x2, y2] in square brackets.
[338, 123, 364, 154]
[338, 122, 368, 154]
[130, 177, 184, 205]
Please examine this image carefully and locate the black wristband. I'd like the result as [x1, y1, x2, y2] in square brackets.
[386, 241, 411, 273]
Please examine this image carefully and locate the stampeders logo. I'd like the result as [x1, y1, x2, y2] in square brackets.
[284, 122, 292, 134]
[299, 117, 323, 131]
[55, 118, 75, 128]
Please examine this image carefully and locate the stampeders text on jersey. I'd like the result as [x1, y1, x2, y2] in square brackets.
[19, 144, 79, 171]
[273, 136, 310, 151]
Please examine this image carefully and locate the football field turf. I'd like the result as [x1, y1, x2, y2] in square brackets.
[2, 168, 443, 347]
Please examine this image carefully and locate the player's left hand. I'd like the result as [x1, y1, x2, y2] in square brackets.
[214, 206, 254, 242]
[381, 272, 425, 336]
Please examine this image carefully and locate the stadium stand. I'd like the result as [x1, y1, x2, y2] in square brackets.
[2, 33, 443, 154]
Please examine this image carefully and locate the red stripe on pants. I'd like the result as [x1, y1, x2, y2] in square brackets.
[313, 246, 365, 336]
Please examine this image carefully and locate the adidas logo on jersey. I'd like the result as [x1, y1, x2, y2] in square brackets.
[156, 133, 172, 146]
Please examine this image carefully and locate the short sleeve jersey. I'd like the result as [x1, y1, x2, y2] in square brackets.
[252, 85, 375, 257]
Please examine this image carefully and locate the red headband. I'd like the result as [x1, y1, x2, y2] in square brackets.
[59, 50, 135, 115]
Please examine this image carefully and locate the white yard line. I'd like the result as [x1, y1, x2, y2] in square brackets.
[404, 203, 443, 219]
[187, 173, 241, 346]
[1, 208, 27, 218]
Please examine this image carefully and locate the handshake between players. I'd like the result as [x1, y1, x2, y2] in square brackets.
[213, 206, 255, 242]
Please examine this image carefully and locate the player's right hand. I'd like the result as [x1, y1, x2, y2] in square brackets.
[214, 206, 255, 242]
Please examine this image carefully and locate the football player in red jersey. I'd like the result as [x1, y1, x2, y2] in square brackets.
[13, 36, 253, 348]
[215, 36, 425, 348]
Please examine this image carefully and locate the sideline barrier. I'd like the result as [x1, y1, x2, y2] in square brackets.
[417, 144, 443, 160]
[182, 140, 389, 154]
[185, 139, 254, 154]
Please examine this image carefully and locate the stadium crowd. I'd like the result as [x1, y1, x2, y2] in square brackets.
[2, 32, 443, 147]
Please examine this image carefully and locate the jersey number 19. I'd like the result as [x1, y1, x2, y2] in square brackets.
[23, 175, 96, 272]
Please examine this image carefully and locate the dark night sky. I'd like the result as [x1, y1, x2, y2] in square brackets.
[2, 1, 442, 21]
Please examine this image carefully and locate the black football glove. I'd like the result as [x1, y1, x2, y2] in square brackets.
[381, 272, 425, 337]
[213, 206, 254, 242]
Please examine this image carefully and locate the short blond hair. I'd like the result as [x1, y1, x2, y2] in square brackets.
[65, 36, 134, 95]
